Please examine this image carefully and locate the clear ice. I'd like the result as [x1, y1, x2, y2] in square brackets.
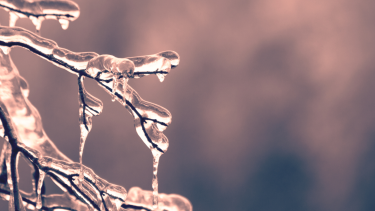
[0, 0, 80, 31]
[126, 187, 192, 211]
[0, 1, 189, 210]
[78, 76, 103, 183]
[151, 148, 162, 210]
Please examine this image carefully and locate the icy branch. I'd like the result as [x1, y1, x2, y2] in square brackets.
[0, 26, 179, 154]
[0, 0, 80, 30]
[0, 2, 191, 209]
[0, 104, 191, 211]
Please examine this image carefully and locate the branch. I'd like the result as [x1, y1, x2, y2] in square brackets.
[0, 21, 192, 211]
[0, 26, 178, 154]
[0, 0, 80, 30]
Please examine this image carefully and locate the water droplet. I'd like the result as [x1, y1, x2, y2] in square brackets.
[9, 12, 18, 27]
[58, 19, 69, 30]
[36, 169, 46, 209]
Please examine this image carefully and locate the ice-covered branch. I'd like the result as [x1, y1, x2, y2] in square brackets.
[0, 108, 191, 211]
[0, 0, 80, 30]
[0, 3, 191, 209]
[0, 26, 179, 156]
[0, 105, 190, 211]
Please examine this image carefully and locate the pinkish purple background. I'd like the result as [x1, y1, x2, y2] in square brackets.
[2, 0, 375, 210]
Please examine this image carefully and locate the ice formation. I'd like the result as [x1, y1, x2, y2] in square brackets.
[78, 75, 103, 183]
[0, 1, 191, 210]
[0, 0, 80, 31]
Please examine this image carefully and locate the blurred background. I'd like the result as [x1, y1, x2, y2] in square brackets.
[1, 0, 375, 210]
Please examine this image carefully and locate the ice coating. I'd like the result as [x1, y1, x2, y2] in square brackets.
[0, 27, 180, 79]
[99, 83, 171, 154]
[78, 75, 103, 183]
[0, 0, 80, 30]
[126, 187, 193, 211]
[128, 50, 180, 82]
[0, 26, 98, 74]
[0, 22, 190, 210]
[85, 54, 135, 103]
[17, 142, 127, 210]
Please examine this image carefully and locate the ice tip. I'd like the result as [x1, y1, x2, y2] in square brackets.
[157, 50, 180, 68]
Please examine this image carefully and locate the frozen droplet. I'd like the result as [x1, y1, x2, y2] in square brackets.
[0, 46, 10, 55]
[9, 12, 18, 27]
[36, 169, 46, 209]
[58, 19, 69, 30]
[157, 73, 165, 82]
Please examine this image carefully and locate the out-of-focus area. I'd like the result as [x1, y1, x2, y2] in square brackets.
[1, 0, 375, 210]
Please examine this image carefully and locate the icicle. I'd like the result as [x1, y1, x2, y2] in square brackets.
[30, 16, 44, 33]
[78, 122, 90, 183]
[58, 19, 70, 30]
[0, 46, 10, 55]
[156, 58, 171, 82]
[9, 12, 18, 27]
[156, 73, 165, 82]
[36, 169, 46, 209]
[151, 148, 162, 210]
[112, 76, 118, 102]
[78, 77, 103, 184]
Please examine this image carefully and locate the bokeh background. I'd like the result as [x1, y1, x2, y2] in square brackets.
[1, 0, 375, 210]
